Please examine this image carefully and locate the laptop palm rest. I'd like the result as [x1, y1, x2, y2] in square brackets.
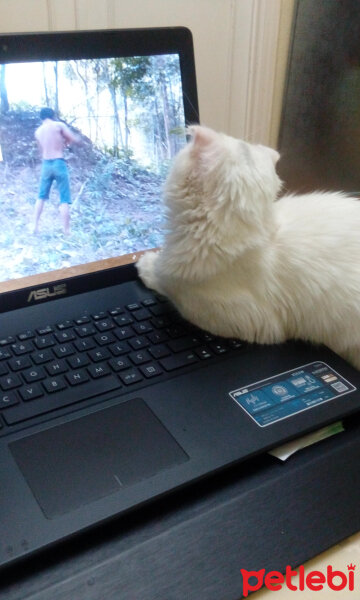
[10, 399, 188, 519]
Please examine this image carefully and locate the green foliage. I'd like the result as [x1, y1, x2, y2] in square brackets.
[86, 157, 116, 191]
[109, 56, 152, 99]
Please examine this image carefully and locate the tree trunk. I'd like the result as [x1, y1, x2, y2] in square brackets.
[123, 93, 129, 149]
[160, 72, 172, 159]
[53, 62, 59, 114]
[0, 65, 9, 114]
[109, 85, 123, 154]
[42, 63, 49, 106]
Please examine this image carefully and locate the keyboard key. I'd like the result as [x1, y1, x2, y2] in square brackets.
[108, 357, 131, 371]
[129, 350, 151, 365]
[75, 316, 91, 325]
[11, 341, 34, 355]
[23, 367, 46, 383]
[54, 330, 76, 343]
[0, 349, 12, 360]
[209, 342, 229, 355]
[142, 298, 157, 307]
[9, 356, 32, 371]
[91, 311, 108, 320]
[34, 335, 55, 349]
[133, 322, 153, 335]
[43, 376, 67, 393]
[53, 343, 75, 358]
[148, 344, 171, 359]
[32, 349, 54, 364]
[167, 336, 201, 353]
[114, 315, 133, 327]
[88, 348, 110, 362]
[0, 336, 16, 347]
[95, 319, 115, 332]
[126, 303, 141, 311]
[148, 330, 169, 344]
[202, 333, 216, 343]
[74, 338, 96, 352]
[67, 354, 90, 369]
[140, 363, 163, 378]
[151, 317, 170, 329]
[65, 370, 90, 386]
[18, 330, 35, 341]
[56, 320, 73, 330]
[119, 369, 143, 385]
[46, 360, 69, 376]
[115, 326, 134, 341]
[128, 336, 149, 350]
[196, 347, 212, 360]
[109, 342, 129, 356]
[0, 391, 19, 408]
[94, 332, 116, 346]
[160, 351, 199, 372]
[133, 308, 151, 321]
[19, 384, 44, 402]
[1, 374, 22, 390]
[75, 324, 96, 337]
[37, 326, 53, 335]
[108, 307, 124, 316]
[227, 339, 243, 349]
[87, 363, 111, 379]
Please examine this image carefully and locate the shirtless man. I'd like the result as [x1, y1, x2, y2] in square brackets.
[33, 107, 80, 234]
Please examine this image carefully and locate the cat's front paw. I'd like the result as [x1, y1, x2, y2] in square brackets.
[137, 251, 159, 291]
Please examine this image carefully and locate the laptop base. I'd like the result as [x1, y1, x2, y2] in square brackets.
[1, 412, 359, 599]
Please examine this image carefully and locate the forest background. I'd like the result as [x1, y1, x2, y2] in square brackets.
[0, 53, 186, 282]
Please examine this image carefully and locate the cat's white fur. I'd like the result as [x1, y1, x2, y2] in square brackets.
[137, 125, 360, 369]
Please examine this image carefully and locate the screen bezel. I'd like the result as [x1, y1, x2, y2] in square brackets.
[0, 27, 199, 311]
[0, 27, 199, 120]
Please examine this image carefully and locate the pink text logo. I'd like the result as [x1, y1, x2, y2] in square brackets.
[240, 564, 356, 596]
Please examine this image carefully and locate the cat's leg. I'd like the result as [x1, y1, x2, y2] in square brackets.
[137, 251, 161, 292]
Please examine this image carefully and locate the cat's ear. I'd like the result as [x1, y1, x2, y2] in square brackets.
[187, 125, 218, 149]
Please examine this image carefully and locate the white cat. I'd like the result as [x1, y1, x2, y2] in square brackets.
[137, 125, 360, 370]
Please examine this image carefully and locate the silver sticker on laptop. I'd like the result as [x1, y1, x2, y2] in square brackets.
[229, 361, 356, 427]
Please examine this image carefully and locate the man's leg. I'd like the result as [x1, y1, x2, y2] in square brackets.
[55, 159, 71, 234]
[35, 160, 52, 233]
[59, 202, 70, 235]
[33, 199, 45, 234]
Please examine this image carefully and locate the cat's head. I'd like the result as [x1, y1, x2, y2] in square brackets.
[164, 126, 282, 234]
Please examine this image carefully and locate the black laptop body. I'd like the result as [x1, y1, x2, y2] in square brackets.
[1, 27, 360, 568]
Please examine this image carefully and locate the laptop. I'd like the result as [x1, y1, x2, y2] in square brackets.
[1, 26, 360, 569]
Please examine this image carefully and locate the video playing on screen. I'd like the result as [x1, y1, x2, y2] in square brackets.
[0, 54, 187, 283]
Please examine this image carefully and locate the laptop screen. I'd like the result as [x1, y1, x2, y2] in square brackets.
[0, 28, 199, 294]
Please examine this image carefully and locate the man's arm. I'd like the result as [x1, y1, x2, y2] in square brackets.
[60, 123, 80, 146]
[34, 128, 44, 157]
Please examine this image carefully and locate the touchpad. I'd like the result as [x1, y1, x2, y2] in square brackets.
[10, 398, 188, 519]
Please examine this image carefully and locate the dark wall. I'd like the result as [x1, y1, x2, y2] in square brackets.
[278, 0, 360, 194]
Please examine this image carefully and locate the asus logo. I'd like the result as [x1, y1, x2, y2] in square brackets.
[27, 283, 67, 302]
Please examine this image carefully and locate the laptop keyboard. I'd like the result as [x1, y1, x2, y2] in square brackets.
[0, 295, 243, 432]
